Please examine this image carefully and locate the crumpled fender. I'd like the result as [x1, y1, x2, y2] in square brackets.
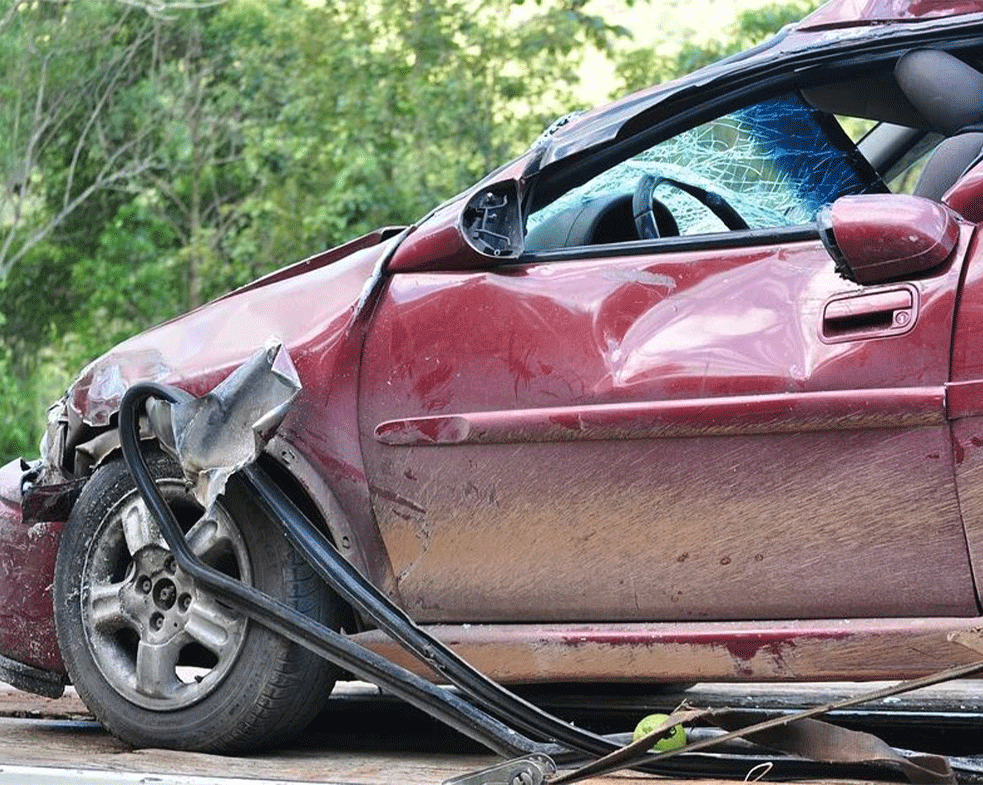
[26, 232, 404, 654]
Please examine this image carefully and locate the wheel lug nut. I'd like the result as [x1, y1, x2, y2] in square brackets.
[164, 556, 176, 574]
[178, 593, 192, 612]
[150, 613, 164, 631]
[138, 577, 152, 594]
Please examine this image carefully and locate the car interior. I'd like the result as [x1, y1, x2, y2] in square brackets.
[524, 49, 983, 254]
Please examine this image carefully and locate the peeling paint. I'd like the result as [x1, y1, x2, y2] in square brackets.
[353, 620, 983, 684]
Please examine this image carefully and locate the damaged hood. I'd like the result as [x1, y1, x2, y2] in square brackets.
[63, 233, 399, 432]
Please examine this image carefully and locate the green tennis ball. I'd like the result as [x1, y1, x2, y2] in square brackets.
[632, 713, 687, 752]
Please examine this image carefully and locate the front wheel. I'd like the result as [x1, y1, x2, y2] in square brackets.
[54, 452, 340, 752]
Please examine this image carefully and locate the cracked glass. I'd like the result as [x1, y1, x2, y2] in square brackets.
[527, 93, 886, 242]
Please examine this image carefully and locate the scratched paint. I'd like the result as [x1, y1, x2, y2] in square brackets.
[353, 618, 983, 683]
[43, 241, 401, 595]
[359, 229, 974, 623]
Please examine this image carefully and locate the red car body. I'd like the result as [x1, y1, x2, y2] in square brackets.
[5, 0, 983, 701]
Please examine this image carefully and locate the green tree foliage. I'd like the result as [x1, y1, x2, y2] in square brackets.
[226, 0, 629, 268]
[0, 0, 631, 459]
[615, 0, 821, 95]
[0, 0, 819, 462]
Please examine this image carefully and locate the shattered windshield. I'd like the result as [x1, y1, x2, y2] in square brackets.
[527, 92, 886, 240]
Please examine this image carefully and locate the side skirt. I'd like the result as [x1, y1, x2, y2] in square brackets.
[352, 618, 983, 683]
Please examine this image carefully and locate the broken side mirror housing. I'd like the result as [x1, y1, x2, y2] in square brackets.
[388, 180, 522, 273]
[818, 194, 960, 285]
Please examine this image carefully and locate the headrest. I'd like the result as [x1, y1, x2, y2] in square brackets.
[895, 50, 983, 135]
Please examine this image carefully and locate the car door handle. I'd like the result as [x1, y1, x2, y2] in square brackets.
[821, 287, 917, 342]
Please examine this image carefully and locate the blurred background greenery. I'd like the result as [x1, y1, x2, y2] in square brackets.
[0, 0, 818, 463]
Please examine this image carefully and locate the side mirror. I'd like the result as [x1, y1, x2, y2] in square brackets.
[387, 179, 522, 273]
[818, 194, 960, 285]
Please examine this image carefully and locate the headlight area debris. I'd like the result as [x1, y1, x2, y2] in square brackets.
[118, 345, 983, 785]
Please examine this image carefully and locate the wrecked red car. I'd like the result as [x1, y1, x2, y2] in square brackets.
[4, 0, 983, 755]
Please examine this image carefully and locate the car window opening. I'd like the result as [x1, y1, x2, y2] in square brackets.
[524, 91, 887, 254]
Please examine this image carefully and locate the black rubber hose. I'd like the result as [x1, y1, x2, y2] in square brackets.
[118, 382, 542, 758]
[241, 463, 665, 758]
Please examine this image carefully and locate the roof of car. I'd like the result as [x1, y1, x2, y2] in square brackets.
[798, 0, 983, 31]
[528, 3, 983, 174]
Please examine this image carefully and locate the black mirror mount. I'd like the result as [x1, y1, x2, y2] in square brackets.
[461, 181, 523, 260]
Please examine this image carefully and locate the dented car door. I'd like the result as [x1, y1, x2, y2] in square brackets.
[357, 230, 976, 623]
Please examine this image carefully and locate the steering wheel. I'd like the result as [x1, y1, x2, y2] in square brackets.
[632, 173, 749, 240]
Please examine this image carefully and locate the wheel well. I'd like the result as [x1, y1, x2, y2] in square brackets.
[55, 425, 360, 635]
[253, 452, 359, 634]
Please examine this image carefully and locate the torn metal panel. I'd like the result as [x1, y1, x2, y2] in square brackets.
[34, 239, 399, 594]
[150, 344, 302, 515]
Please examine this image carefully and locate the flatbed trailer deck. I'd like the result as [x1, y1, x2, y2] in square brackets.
[3, 681, 983, 784]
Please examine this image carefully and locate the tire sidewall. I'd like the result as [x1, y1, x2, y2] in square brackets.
[54, 453, 334, 751]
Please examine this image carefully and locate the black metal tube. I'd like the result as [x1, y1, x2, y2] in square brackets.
[118, 382, 541, 758]
[119, 381, 868, 781]
[239, 457, 837, 779]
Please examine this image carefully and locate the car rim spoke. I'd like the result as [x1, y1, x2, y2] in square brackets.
[184, 595, 243, 657]
[87, 581, 133, 632]
[184, 515, 230, 563]
[134, 638, 183, 699]
[121, 498, 163, 556]
[81, 478, 254, 711]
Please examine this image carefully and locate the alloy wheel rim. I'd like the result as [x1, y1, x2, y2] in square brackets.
[81, 482, 251, 711]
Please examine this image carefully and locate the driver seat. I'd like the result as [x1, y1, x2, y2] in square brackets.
[895, 50, 983, 211]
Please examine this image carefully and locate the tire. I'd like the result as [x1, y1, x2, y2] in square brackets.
[54, 452, 341, 753]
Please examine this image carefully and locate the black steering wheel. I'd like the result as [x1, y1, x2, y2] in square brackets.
[632, 173, 749, 240]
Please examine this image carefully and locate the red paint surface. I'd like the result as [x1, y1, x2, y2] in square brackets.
[949, 230, 983, 383]
[559, 629, 850, 677]
[7, 8, 983, 683]
[944, 163, 983, 223]
[947, 380, 983, 420]
[830, 195, 960, 284]
[64, 242, 399, 590]
[388, 199, 478, 273]
[0, 460, 63, 672]
[226, 227, 403, 298]
[375, 387, 945, 446]
[359, 226, 974, 622]
[559, 627, 849, 651]
[800, 0, 983, 29]
[354, 618, 983, 682]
